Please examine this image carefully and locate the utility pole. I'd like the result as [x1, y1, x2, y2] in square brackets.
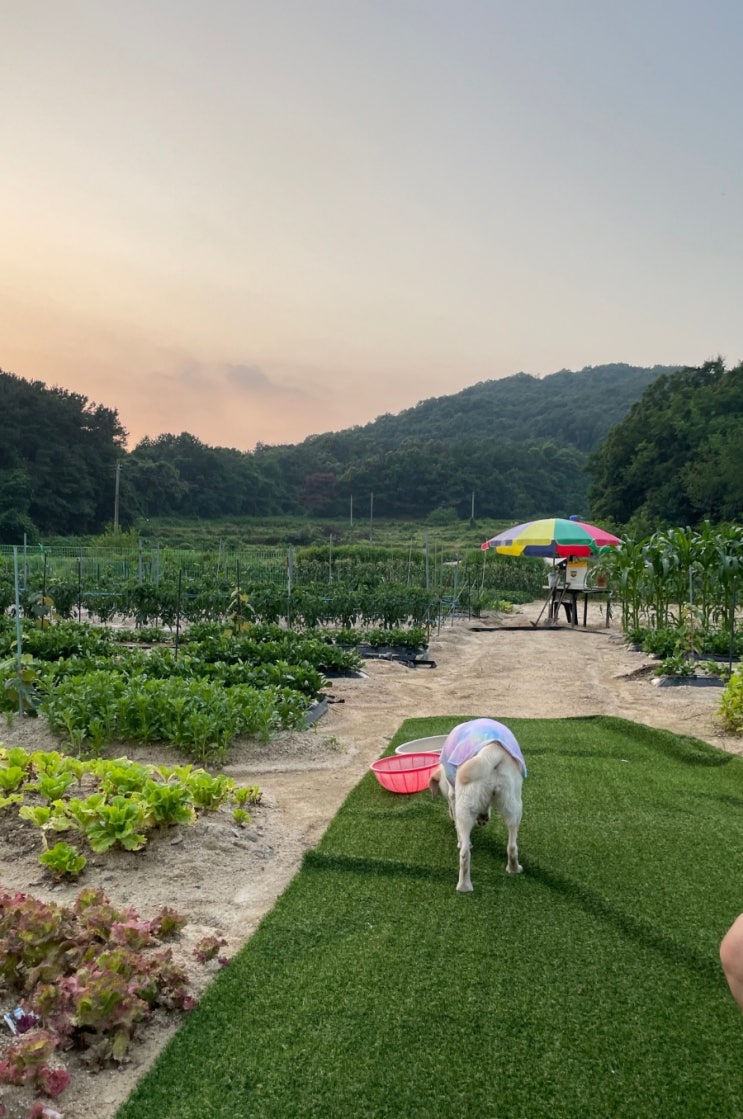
[369, 492, 374, 543]
[113, 462, 121, 534]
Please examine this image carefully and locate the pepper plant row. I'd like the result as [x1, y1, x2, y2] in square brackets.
[1, 540, 546, 627]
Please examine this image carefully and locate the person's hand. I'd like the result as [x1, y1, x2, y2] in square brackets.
[721, 913, 743, 1010]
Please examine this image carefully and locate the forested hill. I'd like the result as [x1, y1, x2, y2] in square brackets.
[341, 363, 677, 454]
[1, 361, 684, 540]
[588, 358, 743, 534]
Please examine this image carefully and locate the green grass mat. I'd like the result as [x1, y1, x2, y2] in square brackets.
[116, 715, 743, 1119]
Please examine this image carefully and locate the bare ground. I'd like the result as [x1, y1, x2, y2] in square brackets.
[0, 600, 739, 1118]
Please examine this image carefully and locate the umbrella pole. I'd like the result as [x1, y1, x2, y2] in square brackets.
[531, 586, 555, 628]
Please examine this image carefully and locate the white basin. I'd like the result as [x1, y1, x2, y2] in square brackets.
[394, 734, 447, 755]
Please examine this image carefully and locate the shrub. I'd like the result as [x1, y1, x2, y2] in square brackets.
[720, 670, 743, 734]
[641, 628, 679, 658]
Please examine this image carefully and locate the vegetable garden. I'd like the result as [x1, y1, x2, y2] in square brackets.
[0, 540, 544, 630]
[597, 524, 743, 728]
[1, 526, 742, 1116]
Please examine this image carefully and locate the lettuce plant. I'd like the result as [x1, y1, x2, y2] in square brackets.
[232, 784, 262, 807]
[0, 745, 34, 772]
[193, 935, 228, 964]
[0, 885, 195, 1099]
[0, 1029, 69, 1097]
[39, 841, 87, 880]
[5, 747, 266, 880]
[186, 772, 234, 811]
[140, 779, 196, 828]
[80, 796, 149, 853]
[31, 771, 76, 802]
[0, 764, 25, 792]
[18, 804, 75, 849]
[91, 757, 152, 795]
[149, 907, 188, 940]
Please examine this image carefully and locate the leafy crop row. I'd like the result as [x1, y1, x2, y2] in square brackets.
[0, 886, 208, 1112]
[1, 745, 261, 877]
[1, 621, 363, 759]
[41, 673, 308, 760]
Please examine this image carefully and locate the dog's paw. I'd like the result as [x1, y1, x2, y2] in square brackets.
[456, 881, 474, 893]
[506, 863, 523, 875]
[476, 813, 489, 827]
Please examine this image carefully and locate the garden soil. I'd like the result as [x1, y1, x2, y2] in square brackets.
[0, 600, 740, 1119]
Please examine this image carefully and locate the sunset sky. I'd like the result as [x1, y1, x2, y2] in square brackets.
[3, 1, 742, 451]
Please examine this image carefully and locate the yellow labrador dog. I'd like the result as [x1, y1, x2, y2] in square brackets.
[429, 718, 526, 893]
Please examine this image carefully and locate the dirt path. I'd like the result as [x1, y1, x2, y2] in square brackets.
[0, 601, 738, 1118]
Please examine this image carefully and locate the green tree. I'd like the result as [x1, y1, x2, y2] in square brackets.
[0, 370, 128, 538]
[588, 359, 743, 530]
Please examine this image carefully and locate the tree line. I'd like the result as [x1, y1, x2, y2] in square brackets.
[5, 359, 738, 544]
[588, 358, 743, 536]
[0, 371, 127, 541]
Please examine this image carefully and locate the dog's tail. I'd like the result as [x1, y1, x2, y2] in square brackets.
[457, 742, 514, 786]
[429, 764, 443, 798]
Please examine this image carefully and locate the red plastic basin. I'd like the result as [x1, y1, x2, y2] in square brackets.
[369, 751, 441, 794]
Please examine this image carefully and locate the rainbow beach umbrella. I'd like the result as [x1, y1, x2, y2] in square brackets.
[481, 517, 621, 558]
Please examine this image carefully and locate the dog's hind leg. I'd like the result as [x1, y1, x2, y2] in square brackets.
[505, 818, 522, 875]
[498, 784, 523, 875]
[452, 752, 497, 892]
[430, 764, 457, 821]
[454, 811, 475, 893]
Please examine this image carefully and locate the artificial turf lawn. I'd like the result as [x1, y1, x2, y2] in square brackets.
[116, 715, 743, 1119]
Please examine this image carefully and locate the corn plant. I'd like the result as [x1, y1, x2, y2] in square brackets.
[604, 526, 741, 663]
[600, 538, 645, 631]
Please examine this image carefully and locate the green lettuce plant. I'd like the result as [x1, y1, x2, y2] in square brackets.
[140, 780, 196, 828]
[186, 772, 234, 811]
[0, 764, 25, 792]
[19, 803, 75, 849]
[80, 795, 149, 853]
[39, 841, 87, 880]
[232, 784, 261, 807]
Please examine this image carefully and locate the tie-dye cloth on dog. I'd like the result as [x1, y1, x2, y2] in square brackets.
[440, 718, 527, 786]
